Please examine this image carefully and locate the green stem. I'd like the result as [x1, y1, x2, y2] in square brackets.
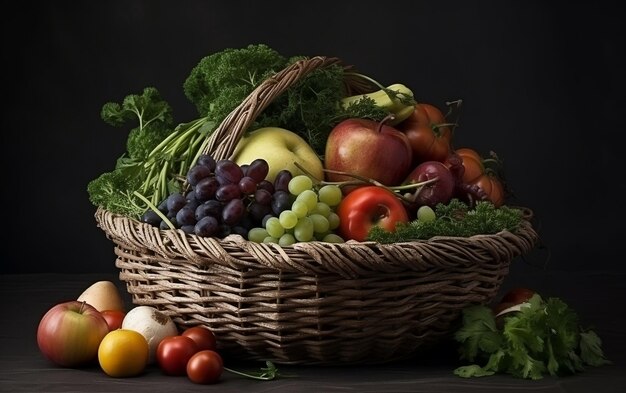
[294, 162, 440, 203]
[132, 191, 175, 229]
[223, 367, 274, 381]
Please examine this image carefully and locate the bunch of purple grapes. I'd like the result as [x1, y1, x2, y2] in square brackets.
[140, 154, 294, 239]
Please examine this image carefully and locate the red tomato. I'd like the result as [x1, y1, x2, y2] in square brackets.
[397, 103, 453, 165]
[100, 310, 126, 331]
[186, 350, 223, 385]
[336, 186, 409, 242]
[181, 326, 217, 351]
[156, 335, 199, 376]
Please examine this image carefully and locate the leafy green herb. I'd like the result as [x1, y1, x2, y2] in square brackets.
[181, 44, 393, 156]
[88, 107, 215, 218]
[100, 86, 174, 161]
[367, 199, 524, 243]
[89, 44, 404, 217]
[224, 360, 294, 381]
[453, 294, 610, 379]
[183, 44, 288, 128]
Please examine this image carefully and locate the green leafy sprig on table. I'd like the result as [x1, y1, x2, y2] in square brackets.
[367, 199, 524, 243]
[88, 43, 391, 218]
[453, 294, 611, 380]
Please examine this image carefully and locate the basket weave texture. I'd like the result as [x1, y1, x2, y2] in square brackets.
[95, 56, 539, 365]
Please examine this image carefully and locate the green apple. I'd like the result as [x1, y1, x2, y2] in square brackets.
[232, 127, 324, 182]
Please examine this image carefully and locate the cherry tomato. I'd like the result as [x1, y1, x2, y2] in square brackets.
[181, 326, 217, 351]
[100, 310, 126, 331]
[156, 335, 199, 376]
[186, 350, 223, 385]
[336, 186, 409, 242]
[397, 103, 452, 165]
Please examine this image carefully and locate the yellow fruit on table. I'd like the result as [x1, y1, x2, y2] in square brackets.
[98, 329, 149, 378]
[232, 127, 324, 183]
[77, 280, 125, 312]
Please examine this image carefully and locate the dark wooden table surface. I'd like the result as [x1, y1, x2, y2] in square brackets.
[1, 271, 624, 392]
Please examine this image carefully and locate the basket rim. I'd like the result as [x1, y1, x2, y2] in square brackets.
[95, 206, 539, 278]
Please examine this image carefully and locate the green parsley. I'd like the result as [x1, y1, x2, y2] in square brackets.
[367, 199, 524, 243]
[453, 294, 610, 379]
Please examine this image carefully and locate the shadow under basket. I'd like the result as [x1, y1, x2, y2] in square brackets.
[96, 206, 538, 365]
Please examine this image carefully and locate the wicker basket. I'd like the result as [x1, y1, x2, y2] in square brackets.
[95, 56, 539, 365]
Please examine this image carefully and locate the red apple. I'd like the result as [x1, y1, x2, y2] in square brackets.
[101, 309, 126, 331]
[324, 117, 413, 187]
[404, 161, 455, 207]
[37, 300, 110, 367]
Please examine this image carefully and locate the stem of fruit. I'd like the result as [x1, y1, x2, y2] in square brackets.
[294, 162, 439, 203]
[377, 114, 396, 133]
[444, 99, 463, 134]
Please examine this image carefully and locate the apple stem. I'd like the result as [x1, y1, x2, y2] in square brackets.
[377, 114, 396, 133]
[79, 301, 86, 313]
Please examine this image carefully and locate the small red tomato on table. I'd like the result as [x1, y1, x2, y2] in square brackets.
[181, 326, 217, 351]
[186, 350, 224, 385]
[156, 335, 199, 376]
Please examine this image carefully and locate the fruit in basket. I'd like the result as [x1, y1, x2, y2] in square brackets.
[122, 306, 179, 364]
[77, 280, 126, 312]
[397, 103, 453, 165]
[403, 161, 455, 208]
[143, 155, 288, 238]
[232, 127, 324, 183]
[98, 329, 149, 377]
[336, 186, 408, 242]
[324, 116, 413, 187]
[37, 301, 110, 367]
[247, 176, 345, 244]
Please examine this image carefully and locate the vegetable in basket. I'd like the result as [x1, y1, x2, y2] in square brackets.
[88, 43, 407, 220]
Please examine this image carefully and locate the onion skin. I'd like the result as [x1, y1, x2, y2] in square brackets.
[121, 306, 178, 364]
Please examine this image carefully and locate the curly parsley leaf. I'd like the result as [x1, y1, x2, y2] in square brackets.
[368, 200, 524, 243]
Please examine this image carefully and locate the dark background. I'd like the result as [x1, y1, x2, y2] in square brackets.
[2, 2, 625, 391]
[2, 0, 624, 280]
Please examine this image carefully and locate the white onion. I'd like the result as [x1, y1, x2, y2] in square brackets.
[121, 306, 178, 363]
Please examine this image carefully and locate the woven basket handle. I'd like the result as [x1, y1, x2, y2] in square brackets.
[201, 56, 344, 161]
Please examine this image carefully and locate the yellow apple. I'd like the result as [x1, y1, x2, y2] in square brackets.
[232, 127, 324, 182]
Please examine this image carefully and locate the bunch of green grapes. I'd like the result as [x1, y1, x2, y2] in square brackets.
[248, 175, 345, 245]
